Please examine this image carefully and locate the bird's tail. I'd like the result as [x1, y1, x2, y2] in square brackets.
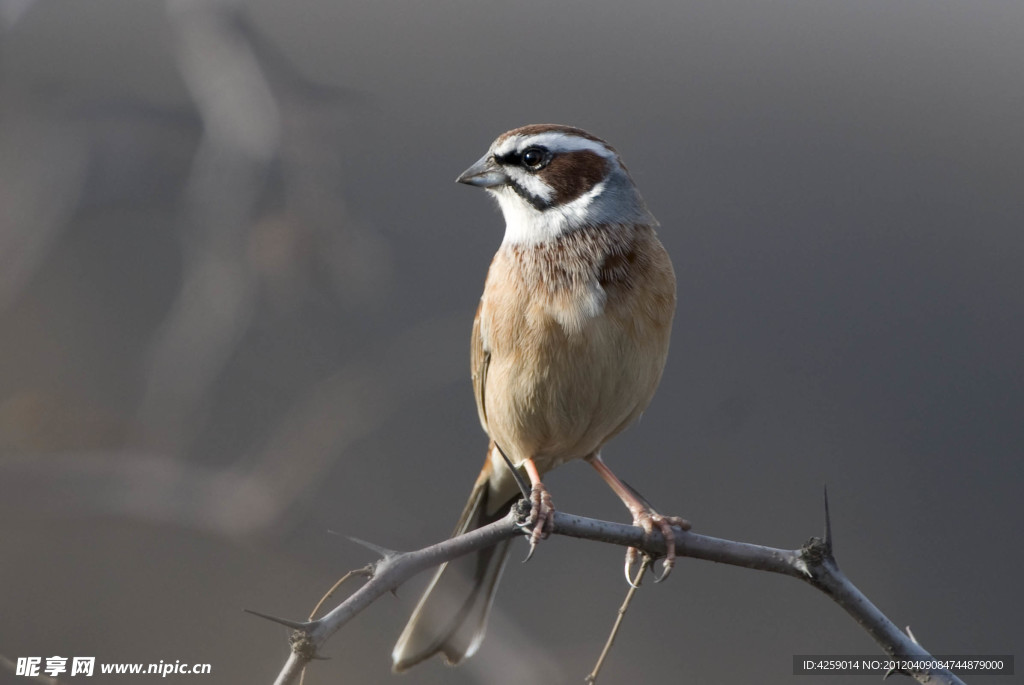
[391, 458, 514, 672]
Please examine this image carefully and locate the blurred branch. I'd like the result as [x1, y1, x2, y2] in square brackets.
[139, 0, 389, 453]
[0, 107, 88, 310]
[0, 0, 36, 30]
[262, 505, 965, 685]
[137, 0, 280, 452]
[0, 451, 281, 534]
[0, 313, 466, 536]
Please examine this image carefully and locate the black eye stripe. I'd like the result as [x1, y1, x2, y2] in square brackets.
[494, 145, 550, 169]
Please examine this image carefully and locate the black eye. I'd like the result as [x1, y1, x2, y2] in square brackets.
[521, 147, 546, 169]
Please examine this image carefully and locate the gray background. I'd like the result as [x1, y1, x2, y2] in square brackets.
[1, 0, 1021, 683]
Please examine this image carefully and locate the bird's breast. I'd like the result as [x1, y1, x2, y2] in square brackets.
[475, 224, 675, 472]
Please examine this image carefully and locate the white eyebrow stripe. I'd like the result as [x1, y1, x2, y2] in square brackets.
[492, 131, 615, 159]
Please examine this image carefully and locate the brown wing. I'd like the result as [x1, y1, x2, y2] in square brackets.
[470, 297, 490, 432]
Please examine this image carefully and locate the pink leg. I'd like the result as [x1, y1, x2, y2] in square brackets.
[587, 454, 691, 582]
[522, 458, 555, 560]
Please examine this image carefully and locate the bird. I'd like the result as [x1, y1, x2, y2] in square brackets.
[392, 124, 689, 672]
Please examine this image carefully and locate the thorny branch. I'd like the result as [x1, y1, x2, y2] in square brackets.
[256, 498, 966, 685]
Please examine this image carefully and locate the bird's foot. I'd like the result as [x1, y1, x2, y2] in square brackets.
[520, 481, 555, 562]
[625, 510, 691, 585]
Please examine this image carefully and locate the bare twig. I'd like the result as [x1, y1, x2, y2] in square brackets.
[586, 555, 651, 684]
[307, 566, 373, 621]
[257, 506, 966, 685]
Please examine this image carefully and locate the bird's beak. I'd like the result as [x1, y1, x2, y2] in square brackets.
[456, 154, 508, 188]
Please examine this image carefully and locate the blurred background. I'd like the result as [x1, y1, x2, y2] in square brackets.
[1, 0, 1021, 683]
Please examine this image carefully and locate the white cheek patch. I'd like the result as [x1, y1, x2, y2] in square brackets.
[506, 166, 554, 203]
[490, 187, 555, 244]
[554, 179, 607, 226]
[491, 179, 610, 246]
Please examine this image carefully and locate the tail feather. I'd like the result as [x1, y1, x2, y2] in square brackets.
[392, 465, 514, 672]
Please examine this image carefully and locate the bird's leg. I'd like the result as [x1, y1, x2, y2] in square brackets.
[586, 454, 691, 583]
[522, 457, 554, 561]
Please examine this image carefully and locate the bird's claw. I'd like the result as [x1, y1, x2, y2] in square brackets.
[520, 482, 554, 562]
[624, 547, 643, 587]
[624, 511, 691, 584]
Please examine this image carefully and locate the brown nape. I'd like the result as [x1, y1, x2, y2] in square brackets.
[541, 150, 609, 206]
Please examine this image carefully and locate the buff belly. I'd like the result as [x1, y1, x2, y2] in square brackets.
[483, 298, 668, 476]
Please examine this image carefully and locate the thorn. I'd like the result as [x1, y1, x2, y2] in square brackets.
[906, 625, 919, 645]
[346, 536, 396, 558]
[822, 484, 833, 555]
[495, 442, 530, 499]
[244, 608, 312, 631]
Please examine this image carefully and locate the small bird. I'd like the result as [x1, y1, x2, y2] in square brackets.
[392, 124, 689, 672]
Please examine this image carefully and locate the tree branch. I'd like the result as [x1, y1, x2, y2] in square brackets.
[258, 502, 965, 685]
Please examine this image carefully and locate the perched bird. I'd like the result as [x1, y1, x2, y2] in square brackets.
[392, 124, 688, 672]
